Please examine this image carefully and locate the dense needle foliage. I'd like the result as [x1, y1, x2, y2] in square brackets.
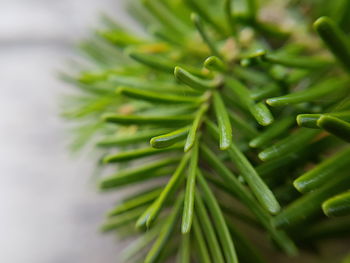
[62, 0, 350, 262]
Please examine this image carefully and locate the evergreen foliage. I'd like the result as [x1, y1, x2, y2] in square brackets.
[63, 0, 350, 262]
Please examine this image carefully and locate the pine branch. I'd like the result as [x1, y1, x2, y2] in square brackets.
[63, 0, 350, 262]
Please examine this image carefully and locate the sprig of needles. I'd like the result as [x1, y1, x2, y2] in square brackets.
[63, 0, 350, 262]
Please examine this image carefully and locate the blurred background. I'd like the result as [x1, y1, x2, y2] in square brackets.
[0, 0, 132, 262]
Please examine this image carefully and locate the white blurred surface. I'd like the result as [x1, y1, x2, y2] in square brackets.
[0, 1, 129, 262]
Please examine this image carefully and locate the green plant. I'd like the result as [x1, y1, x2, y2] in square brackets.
[62, 0, 350, 262]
